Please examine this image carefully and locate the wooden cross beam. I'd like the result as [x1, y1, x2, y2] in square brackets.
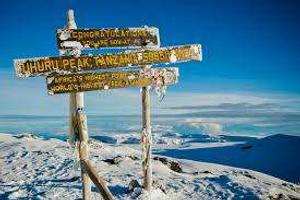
[14, 44, 201, 78]
[46, 68, 179, 94]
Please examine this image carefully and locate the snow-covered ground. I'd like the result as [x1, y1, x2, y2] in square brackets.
[0, 133, 299, 200]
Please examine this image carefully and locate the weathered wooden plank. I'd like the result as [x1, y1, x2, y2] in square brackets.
[141, 65, 152, 191]
[14, 44, 200, 77]
[46, 67, 178, 95]
[57, 27, 160, 49]
[80, 160, 114, 200]
[77, 111, 91, 200]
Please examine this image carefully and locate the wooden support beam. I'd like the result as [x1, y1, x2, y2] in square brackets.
[141, 65, 152, 191]
[65, 9, 91, 200]
[80, 160, 115, 200]
[77, 111, 92, 200]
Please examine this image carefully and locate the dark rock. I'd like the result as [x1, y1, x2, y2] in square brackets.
[242, 171, 256, 179]
[13, 133, 36, 139]
[287, 195, 300, 200]
[33, 150, 43, 155]
[192, 171, 200, 175]
[153, 180, 167, 193]
[197, 170, 213, 175]
[128, 155, 139, 160]
[153, 156, 183, 173]
[50, 176, 80, 183]
[282, 182, 297, 192]
[69, 176, 80, 182]
[102, 156, 123, 165]
[268, 193, 284, 200]
[127, 179, 141, 194]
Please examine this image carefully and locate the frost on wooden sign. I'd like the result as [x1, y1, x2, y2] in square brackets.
[14, 44, 201, 78]
[46, 67, 179, 94]
[57, 27, 160, 49]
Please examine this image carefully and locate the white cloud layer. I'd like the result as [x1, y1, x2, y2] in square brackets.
[1, 71, 300, 116]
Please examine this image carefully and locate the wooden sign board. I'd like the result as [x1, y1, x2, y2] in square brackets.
[57, 27, 160, 49]
[46, 67, 178, 95]
[14, 44, 201, 78]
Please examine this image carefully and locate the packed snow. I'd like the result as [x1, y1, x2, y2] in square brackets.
[0, 132, 299, 200]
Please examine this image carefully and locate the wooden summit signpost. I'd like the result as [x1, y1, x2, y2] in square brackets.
[13, 9, 202, 200]
[14, 44, 200, 77]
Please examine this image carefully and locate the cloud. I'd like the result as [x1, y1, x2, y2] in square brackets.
[166, 102, 280, 111]
[179, 118, 223, 135]
[161, 99, 300, 120]
[1, 69, 300, 117]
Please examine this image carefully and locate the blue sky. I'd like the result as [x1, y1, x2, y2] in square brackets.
[0, 0, 300, 115]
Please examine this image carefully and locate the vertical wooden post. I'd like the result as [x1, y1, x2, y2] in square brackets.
[142, 65, 152, 191]
[65, 9, 91, 200]
[77, 111, 92, 200]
